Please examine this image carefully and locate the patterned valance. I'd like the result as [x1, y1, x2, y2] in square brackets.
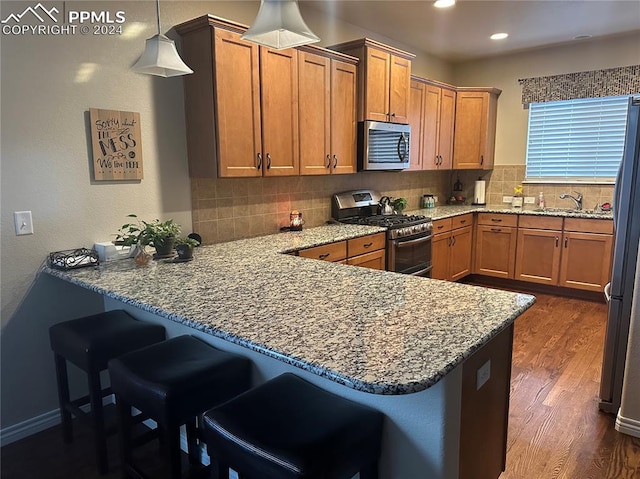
[518, 65, 640, 108]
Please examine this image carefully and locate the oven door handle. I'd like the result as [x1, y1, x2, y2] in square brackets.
[393, 234, 433, 248]
[410, 265, 433, 277]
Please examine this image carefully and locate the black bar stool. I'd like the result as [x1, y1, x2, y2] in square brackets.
[202, 373, 384, 479]
[49, 310, 166, 474]
[108, 335, 252, 479]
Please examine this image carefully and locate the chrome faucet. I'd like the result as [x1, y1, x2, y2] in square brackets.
[559, 191, 583, 210]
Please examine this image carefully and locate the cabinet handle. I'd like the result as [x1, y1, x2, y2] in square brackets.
[437, 225, 445, 230]
[491, 228, 502, 232]
[319, 253, 330, 260]
[460, 220, 466, 224]
[391, 112, 396, 118]
[555, 236, 559, 247]
[451, 235, 456, 246]
[491, 218, 502, 222]
[257, 153, 262, 170]
[267, 153, 272, 169]
[564, 237, 568, 248]
[448, 237, 452, 247]
[333, 155, 338, 168]
[480, 155, 484, 166]
[326, 154, 331, 168]
[364, 242, 373, 248]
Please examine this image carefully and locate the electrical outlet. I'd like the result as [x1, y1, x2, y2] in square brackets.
[502, 196, 513, 203]
[14, 211, 34, 235]
[524, 196, 536, 204]
[477, 360, 491, 390]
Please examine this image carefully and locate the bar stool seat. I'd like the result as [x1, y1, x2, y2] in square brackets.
[49, 309, 166, 474]
[108, 335, 252, 479]
[203, 373, 384, 479]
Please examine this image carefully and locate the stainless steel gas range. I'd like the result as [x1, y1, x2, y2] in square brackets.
[332, 190, 433, 277]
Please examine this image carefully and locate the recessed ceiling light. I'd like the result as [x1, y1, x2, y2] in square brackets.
[434, 0, 456, 8]
[490, 33, 509, 40]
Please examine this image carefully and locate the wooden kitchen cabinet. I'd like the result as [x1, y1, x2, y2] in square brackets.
[330, 38, 414, 124]
[559, 218, 613, 292]
[298, 241, 347, 262]
[298, 50, 358, 175]
[453, 88, 501, 170]
[515, 216, 563, 285]
[408, 77, 456, 171]
[474, 213, 518, 279]
[177, 18, 299, 177]
[298, 233, 386, 271]
[431, 214, 473, 281]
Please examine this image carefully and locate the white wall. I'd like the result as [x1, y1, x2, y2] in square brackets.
[452, 32, 640, 166]
[0, 0, 451, 435]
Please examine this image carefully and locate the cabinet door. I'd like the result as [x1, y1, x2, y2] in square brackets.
[299, 51, 331, 175]
[408, 80, 426, 171]
[347, 250, 386, 270]
[389, 55, 411, 124]
[431, 232, 451, 280]
[364, 48, 390, 122]
[421, 84, 440, 171]
[331, 60, 358, 174]
[214, 29, 262, 177]
[453, 91, 488, 169]
[437, 87, 456, 170]
[559, 232, 613, 292]
[474, 225, 516, 278]
[450, 225, 473, 281]
[260, 47, 299, 176]
[515, 228, 562, 285]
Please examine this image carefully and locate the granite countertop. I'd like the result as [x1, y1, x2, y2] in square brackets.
[43, 221, 535, 396]
[409, 204, 614, 221]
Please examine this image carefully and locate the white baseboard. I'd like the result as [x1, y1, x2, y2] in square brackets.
[615, 413, 640, 438]
[0, 408, 63, 447]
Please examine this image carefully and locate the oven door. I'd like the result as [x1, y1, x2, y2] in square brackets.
[388, 232, 433, 276]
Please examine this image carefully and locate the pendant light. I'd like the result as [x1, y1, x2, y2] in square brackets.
[131, 0, 193, 77]
[241, 0, 320, 50]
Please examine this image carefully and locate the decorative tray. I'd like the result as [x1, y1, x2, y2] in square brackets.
[48, 248, 100, 270]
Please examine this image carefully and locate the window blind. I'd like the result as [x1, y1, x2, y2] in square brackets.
[525, 95, 631, 183]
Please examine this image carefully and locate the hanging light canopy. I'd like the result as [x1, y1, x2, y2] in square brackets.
[241, 0, 320, 50]
[131, 0, 193, 77]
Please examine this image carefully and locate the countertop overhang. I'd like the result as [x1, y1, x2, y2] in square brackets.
[43, 220, 536, 396]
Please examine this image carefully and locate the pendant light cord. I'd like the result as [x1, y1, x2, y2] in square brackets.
[155, 0, 161, 35]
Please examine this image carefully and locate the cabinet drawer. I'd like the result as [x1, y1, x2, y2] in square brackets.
[564, 218, 613, 234]
[452, 213, 473, 230]
[298, 241, 347, 262]
[477, 213, 518, 227]
[348, 233, 386, 257]
[518, 215, 563, 230]
[347, 249, 386, 270]
[433, 217, 453, 234]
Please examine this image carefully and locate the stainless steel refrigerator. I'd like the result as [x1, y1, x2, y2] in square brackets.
[599, 97, 640, 414]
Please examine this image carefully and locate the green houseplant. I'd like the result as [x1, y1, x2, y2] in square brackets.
[115, 214, 181, 259]
[174, 236, 200, 260]
[392, 197, 407, 214]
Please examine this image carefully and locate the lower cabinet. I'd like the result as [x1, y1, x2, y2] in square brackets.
[432, 214, 473, 281]
[474, 213, 518, 279]
[514, 216, 563, 285]
[297, 233, 386, 271]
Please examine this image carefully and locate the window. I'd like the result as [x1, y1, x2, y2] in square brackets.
[525, 95, 632, 183]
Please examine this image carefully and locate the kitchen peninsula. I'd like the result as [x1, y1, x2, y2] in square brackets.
[43, 223, 535, 479]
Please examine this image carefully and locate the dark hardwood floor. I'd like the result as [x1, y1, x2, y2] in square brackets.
[2, 293, 639, 478]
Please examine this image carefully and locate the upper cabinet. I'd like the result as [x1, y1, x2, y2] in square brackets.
[453, 88, 501, 170]
[298, 49, 358, 175]
[408, 77, 456, 171]
[176, 16, 358, 178]
[329, 38, 414, 124]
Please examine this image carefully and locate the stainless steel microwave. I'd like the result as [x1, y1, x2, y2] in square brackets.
[357, 120, 411, 171]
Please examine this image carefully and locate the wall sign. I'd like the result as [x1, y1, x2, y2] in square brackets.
[89, 108, 143, 180]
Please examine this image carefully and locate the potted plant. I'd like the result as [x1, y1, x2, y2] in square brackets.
[174, 236, 200, 260]
[392, 197, 408, 214]
[115, 214, 181, 260]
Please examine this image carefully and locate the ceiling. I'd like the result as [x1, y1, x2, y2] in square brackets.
[302, 0, 640, 62]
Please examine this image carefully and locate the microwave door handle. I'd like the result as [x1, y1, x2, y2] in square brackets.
[398, 133, 408, 161]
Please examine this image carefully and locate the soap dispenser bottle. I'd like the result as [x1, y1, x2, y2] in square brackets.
[538, 192, 545, 209]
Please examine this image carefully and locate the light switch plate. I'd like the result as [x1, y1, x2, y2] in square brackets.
[14, 211, 34, 235]
[502, 196, 513, 203]
[477, 360, 491, 390]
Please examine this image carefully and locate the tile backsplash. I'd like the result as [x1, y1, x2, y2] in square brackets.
[191, 166, 615, 245]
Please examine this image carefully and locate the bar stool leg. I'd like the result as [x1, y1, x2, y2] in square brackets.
[185, 418, 199, 467]
[116, 396, 133, 479]
[164, 425, 182, 479]
[359, 460, 379, 479]
[53, 353, 73, 443]
[209, 457, 229, 479]
[88, 369, 108, 474]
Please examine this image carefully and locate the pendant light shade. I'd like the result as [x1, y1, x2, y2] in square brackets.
[131, 0, 193, 77]
[241, 0, 320, 50]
